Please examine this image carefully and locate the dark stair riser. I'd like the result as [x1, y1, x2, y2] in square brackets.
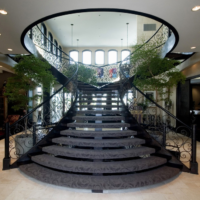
[31, 154, 167, 173]
[42, 145, 156, 159]
[67, 123, 130, 128]
[52, 137, 145, 147]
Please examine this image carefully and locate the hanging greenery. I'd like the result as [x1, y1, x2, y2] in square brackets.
[131, 38, 186, 102]
[63, 64, 97, 86]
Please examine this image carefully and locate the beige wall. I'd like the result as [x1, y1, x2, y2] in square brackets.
[181, 60, 200, 78]
[137, 16, 162, 43]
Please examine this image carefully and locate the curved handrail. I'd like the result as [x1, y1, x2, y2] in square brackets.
[10, 27, 79, 128]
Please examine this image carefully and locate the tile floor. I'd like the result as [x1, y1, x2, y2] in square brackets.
[0, 138, 200, 200]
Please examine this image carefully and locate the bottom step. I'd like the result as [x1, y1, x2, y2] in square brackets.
[19, 163, 180, 190]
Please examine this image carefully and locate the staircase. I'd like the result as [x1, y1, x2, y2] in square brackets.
[19, 82, 182, 191]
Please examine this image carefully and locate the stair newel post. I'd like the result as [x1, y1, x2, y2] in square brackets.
[32, 122, 36, 146]
[190, 124, 198, 174]
[162, 123, 166, 148]
[3, 122, 10, 170]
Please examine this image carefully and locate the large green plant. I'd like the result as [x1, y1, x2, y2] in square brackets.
[5, 55, 56, 112]
[131, 39, 186, 102]
[63, 64, 97, 86]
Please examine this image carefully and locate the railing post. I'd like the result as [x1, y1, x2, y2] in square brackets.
[3, 122, 10, 170]
[190, 124, 198, 174]
[162, 123, 166, 148]
[63, 90, 65, 117]
[32, 122, 36, 146]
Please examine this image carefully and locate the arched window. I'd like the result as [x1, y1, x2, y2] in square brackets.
[82, 50, 91, 65]
[95, 50, 104, 65]
[54, 40, 58, 56]
[69, 50, 78, 64]
[108, 50, 117, 64]
[121, 49, 131, 64]
[58, 46, 62, 62]
[48, 32, 53, 52]
[41, 23, 47, 46]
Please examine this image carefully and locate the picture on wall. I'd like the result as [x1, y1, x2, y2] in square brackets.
[97, 67, 104, 78]
[109, 68, 117, 78]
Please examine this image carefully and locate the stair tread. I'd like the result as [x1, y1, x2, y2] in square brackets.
[67, 122, 130, 128]
[31, 154, 167, 173]
[60, 129, 137, 137]
[76, 110, 124, 114]
[76, 105, 123, 107]
[19, 163, 180, 190]
[42, 145, 155, 159]
[52, 137, 145, 147]
[72, 116, 125, 120]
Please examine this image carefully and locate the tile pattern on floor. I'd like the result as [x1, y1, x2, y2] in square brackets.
[0, 138, 200, 200]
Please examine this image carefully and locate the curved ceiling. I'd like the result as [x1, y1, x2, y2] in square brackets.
[0, 0, 200, 54]
[45, 12, 139, 48]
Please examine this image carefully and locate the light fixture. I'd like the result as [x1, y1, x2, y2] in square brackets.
[0, 10, 8, 15]
[8, 48, 13, 51]
[191, 47, 196, 49]
[71, 24, 74, 47]
[192, 6, 200, 11]
[0, 66, 2, 68]
[126, 23, 129, 48]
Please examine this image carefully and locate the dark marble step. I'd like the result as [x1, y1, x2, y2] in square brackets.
[82, 91, 118, 94]
[60, 129, 137, 137]
[77, 100, 120, 103]
[31, 154, 167, 173]
[19, 163, 180, 190]
[79, 95, 119, 98]
[42, 145, 155, 159]
[67, 122, 130, 128]
[76, 105, 123, 108]
[76, 110, 124, 114]
[72, 116, 125, 121]
[52, 137, 145, 147]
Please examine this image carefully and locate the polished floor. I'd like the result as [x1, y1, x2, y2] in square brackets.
[0, 138, 200, 200]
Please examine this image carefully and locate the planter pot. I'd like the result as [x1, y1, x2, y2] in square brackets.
[15, 134, 33, 157]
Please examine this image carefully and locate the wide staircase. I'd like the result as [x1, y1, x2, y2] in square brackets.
[19, 82, 182, 191]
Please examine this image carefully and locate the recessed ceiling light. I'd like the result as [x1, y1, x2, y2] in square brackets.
[0, 66, 2, 68]
[192, 6, 200, 11]
[0, 10, 8, 15]
[191, 47, 196, 49]
[8, 48, 13, 51]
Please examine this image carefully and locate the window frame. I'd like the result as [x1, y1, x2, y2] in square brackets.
[121, 49, 131, 64]
[69, 50, 79, 64]
[108, 49, 118, 65]
[95, 49, 105, 65]
[58, 46, 62, 62]
[54, 39, 58, 57]
[48, 32, 53, 53]
[41, 23, 47, 46]
[82, 50, 92, 65]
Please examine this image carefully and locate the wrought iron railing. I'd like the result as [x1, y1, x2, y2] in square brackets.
[3, 27, 79, 169]
[119, 56, 198, 174]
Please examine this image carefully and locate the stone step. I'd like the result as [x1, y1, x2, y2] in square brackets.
[72, 116, 125, 121]
[31, 154, 167, 173]
[52, 137, 145, 147]
[60, 129, 137, 137]
[19, 164, 180, 190]
[67, 122, 130, 128]
[42, 145, 155, 159]
[79, 95, 119, 98]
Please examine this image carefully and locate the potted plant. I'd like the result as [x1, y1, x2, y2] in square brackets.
[4, 55, 56, 156]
